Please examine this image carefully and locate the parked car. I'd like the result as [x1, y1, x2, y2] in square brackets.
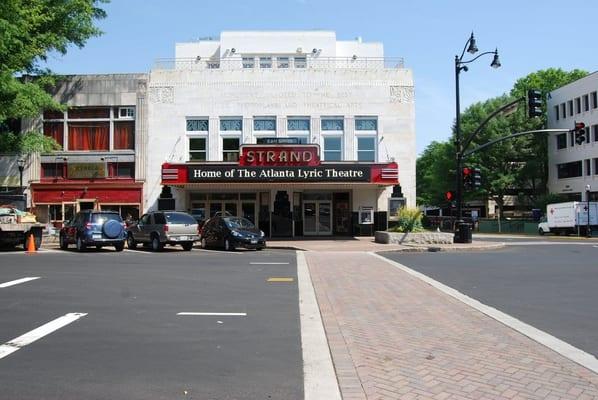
[200, 215, 266, 251]
[126, 211, 199, 251]
[59, 210, 126, 252]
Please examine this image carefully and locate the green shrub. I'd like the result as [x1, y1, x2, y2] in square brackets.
[388, 207, 425, 233]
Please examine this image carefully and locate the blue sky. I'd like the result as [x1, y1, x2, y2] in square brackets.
[44, 0, 597, 154]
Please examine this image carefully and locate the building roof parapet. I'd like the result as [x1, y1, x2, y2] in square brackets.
[153, 57, 405, 71]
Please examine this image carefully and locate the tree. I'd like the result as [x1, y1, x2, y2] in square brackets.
[416, 141, 454, 205]
[0, 0, 108, 153]
[417, 68, 588, 215]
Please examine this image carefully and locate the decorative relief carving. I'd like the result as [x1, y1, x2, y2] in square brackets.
[149, 86, 174, 103]
[137, 80, 147, 94]
[390, 86, 414, 103]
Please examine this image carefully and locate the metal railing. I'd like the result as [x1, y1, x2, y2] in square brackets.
[153, 57, 405, 71]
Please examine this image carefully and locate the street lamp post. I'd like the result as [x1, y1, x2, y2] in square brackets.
[17, 158, 25, 195]
[586, 184, 591, 238]
[454, 33, 500, 239]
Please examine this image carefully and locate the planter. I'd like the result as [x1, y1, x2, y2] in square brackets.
[375, 231, 453, 245]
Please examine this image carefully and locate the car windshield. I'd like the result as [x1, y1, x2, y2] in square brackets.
[91, 213, 122, 224]
[164, 212, 197, 224]
[223, 217, 255, 230]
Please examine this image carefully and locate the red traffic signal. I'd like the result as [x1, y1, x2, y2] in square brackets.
[574, 122, 586, 145]
[445, 191, 454, 201]
[462, 167, 472, 175]
[575, 122, 586, 131]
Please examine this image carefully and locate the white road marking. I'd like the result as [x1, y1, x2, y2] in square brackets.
[0, 277, 40, 288]
[249, 262, 290, 265]
[177, 312, 247, 316]
[0, 313, 87, 360]
[370, 252, 598, 375]
[297, 250, 342, 400]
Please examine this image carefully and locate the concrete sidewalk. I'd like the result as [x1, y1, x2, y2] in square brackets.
[305, 251, 598, 399]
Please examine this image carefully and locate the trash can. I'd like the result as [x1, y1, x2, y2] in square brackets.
[453, 222, 472, 244]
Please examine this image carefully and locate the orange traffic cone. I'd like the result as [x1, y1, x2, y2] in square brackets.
[26, 234, 37, 253]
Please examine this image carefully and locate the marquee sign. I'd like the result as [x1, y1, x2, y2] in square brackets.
[188, 165, 370, 183]
[239, 145, 320, 167]
[161, 145, 399, 185]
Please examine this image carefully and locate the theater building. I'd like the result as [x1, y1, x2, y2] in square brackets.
[23, 74, 148, 226]
[146, 31, 415, 236]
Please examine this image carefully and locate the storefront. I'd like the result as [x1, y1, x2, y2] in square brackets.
[30, 159, 143, 227]
[160, 144, 398, 237]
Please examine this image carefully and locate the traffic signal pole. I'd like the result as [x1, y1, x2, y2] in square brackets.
[455, 55, 464, 220]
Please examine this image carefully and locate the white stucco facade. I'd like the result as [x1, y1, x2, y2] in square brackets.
[144, 31, 414, 236]
[547, 72, 598, 201]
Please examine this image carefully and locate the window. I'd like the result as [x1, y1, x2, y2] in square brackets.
[592, 92, 598, 109]
[569, 131, 574, 147]
[41, 163, 64, 178]
[323, 136, 342, 161]
[223, 137, 240, 161]
[118, 107, 135, 119]
[586, 159, 591, 176]
[242, 57, 255, 68]
[49, 205, 63, 221]
[189, 137, 207, 161]
[288, 118, 310, 131]
[595, 159, 598, 175]
[355, 118, 378, 131]
[561, 103, 566, 119]
[554, 106, 559, 121]
[220, 118, 242, 131]
[43, 122, 64, 147]
[68, 107, 110, 119]
[357, 136, 376, 161]
[583, 95, 589, 112]
[259, 57, 272, 68]
[253, 117, 276, 131]
[568, 100, 573, 116]
[294, 57, 306, 68]
[557, 160, 583, 179]
[114, 121, 134, 150]
[556, 133, 567, 149]
[277, 57, 289, 68]
[575, 97, 581, 114]
[321, 118, 344, 131]
[593, 125, 598, 142]
[68, 122, 109, 151]
[43, 110, 64, 120]
[187, 119, 208, 131]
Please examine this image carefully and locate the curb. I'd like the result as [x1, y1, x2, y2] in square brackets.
[379, 242, 506, 253]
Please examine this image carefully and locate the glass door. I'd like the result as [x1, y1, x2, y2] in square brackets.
[303, 202, 317, 235]
[318, 202, 332, 235]
[302, 201, 332, 235]
[241, 202, 256, 224]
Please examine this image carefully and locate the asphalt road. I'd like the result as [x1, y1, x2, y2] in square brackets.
[0, 247, 302, 400]
[382, 242, 598, 357]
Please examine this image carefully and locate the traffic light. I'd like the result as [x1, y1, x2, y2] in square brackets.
[473, 167, 482, 188]
[462, 167, 473, 191]
[445, 191, 454, 202]
[574, 121, 586, 145]
[527, 89, 543, 118]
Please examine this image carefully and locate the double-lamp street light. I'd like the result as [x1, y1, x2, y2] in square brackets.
[454, 32, 501, 224]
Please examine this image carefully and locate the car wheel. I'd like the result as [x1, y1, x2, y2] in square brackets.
[538, 228, 544, 236]
[114, 242, 125, 252]
[151, 235, 163, 252]
[256, 246, 263, 251]
[224, 239, 235, 251]
[76, 236, 86, 252]
[96, 245, 102, 250]
[181, 242, 193, 251]
[59, 234, 68, 250]
[201, 238, 207, 249]
[127, 233, 137, 249]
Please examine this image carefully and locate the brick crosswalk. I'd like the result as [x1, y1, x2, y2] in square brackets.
[306, 252, 598, 400]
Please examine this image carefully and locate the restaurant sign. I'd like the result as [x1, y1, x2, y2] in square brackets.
[67, 162, 107, 179]
[188, 165, 370, 183]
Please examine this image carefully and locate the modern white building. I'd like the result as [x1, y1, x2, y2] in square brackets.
[547, 72, 598, 201]
[145, 31, 415, 237]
